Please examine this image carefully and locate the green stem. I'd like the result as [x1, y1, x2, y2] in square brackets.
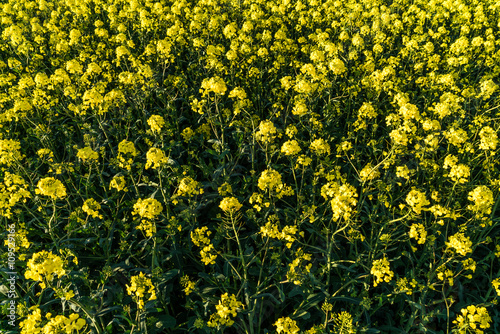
[231, 214, 254, 334]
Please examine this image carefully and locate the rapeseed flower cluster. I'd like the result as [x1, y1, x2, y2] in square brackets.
[109, 175, 127, 192]
[147, 115, 165, 134]
[82, 198, 103, 219]
[260, 220, 298, 249]
[446, 232, 473, 256]
[287, 248, 312, 285]
[177, 176, 203, 197]
[4, 0, 500, 330]
[0, 139, 23, 166]
[76, 147, 99, 163]
[191, 226, 217, 265]
[219, 197, 242, 214]
[467, 186, 494, 217]
[25, 251, 67, 289]
[321, 182, 358, 221]
[207, 293, 243, 328]
[274, 317, 300, 334]
[145, 147, 168, 169]
[0, 172, 31, 218]
[35, 177, 67, 200]
[117, 140, 138, 170]
[405, 189, 429, 214]
[452, 305, 491, 334]
[255, 120, 278, 144]
[132, 198, 163, 237]
[126, 272, 156, 310]
[180, 275, 196, 296]
[19, 306, 86, 334]
[371, 257, 394, 287]
[409, 223, 427, 245]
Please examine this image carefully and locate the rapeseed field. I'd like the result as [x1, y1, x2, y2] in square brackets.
[0, 0, 499, 333]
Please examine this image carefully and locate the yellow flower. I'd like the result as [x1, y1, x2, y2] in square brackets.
[452, 305, 491, 333]
[117, 140, 138, 170]
[181, 127, 195, 142]
[207, 293, 243, 328]
[110, 175, 128, 192]
[76, 147, 99, 161]
[35, 177, 67, 200]
[405, 189, 429, 214]
[37, 148, 54, 162]
[409, 223, 427, 244]
[82, 198, 103, 219]
[467, 186, 494, 217]
[200, 76, 227, 96]
[25, 251, 67, 289]
[180, 275, 196, 295]
[359, 163, 380, 182]
[0, 139, 24, 166]
[446, 232, 472, 256]
[492, 278, 500, 296]
[292, 98, 308, 116]
[478, 126, 498, 151]
[145, 147, 168, 169]
[126, 272, 156, 309]
[396, 165, 411, 179]
[147, 115, 165, 134]
[177, 177, 203, 197]
[219, 197, 242, 214]
[371, 256, 394, 287]
[258, 169, 282, 192]
[281, 140, 301, 156]
[332, 311, 356, 334]
[218, 182, 232, 196]
[255, 120, 278, 144]
[310, 138, 331, 155]
[132, 198, 163, 220]
[274, 317, 300, 334]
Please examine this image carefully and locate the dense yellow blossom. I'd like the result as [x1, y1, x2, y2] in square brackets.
[145, 147, 168, 169]
[132, 198, 163, 220]
[492, 278, 500, 296]
[0, 139, 24, 166]
[147, 115, 165, 134]
[35, 177, 67, 200]
[409, 223, 427, 244]
[219, 197, 242, 214]
[406, 189, 429, 214]
[25, 251, 67, 289]
[207, 293, 243, 328]
[0, 172, 31, 218]
[117, 140, 138, 170]
[359, 163, 380, 182]
[19, 307, 86, 334]
[281, 140, 301, 156]
[371, 257, 394, 287]
[76, 147, 99, 162]
[274, 317, 300, 334]
[255, 120, 278, 144]
[109, 175, 128, 192]
[310, 138, 331, 155]
[446, 232, 473, 256]
[82, 198, 103, 219]
[478, 126, 498, 151]
[126, 272, 157, 310]
[467, 186, 494, 217]
[452, 305, 491, 334]
[177, 177, 203, 197]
